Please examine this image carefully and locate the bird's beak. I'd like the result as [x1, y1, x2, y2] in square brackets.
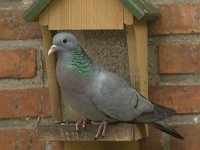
[48, 45, 58, 56]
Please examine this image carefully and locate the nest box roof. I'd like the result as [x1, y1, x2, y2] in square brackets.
[23, 0, 160, 22]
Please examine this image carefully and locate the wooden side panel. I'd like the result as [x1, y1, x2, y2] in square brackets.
[126, 20, 148, 97]
[40, 26, 62, 122]
[126, 19, 149, 140]
[48, 0, 124, 30]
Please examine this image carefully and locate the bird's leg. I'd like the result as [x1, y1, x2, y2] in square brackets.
[101, 122, 108, 137]
[75, 118, 91, 131]
[95, 121, 108, 139]
[75, 119, 84, 131]
[82, 119, 91, 129]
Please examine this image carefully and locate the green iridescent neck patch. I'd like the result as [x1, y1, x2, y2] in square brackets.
[68, 46, 94, 75]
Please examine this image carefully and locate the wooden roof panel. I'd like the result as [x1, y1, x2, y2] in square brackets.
[47, 0, 124, 30]
[23, 0, 53, 21]
[23, 0, 160, 22]
[120, 0, 160, 20]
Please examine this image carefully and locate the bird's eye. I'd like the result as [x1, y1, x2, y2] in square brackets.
[63, 39, 67, 44]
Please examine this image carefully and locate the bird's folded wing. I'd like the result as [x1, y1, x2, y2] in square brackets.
[91, 71, 154, 122]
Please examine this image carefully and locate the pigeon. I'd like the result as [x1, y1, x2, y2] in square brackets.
[48, 32, 184, 139]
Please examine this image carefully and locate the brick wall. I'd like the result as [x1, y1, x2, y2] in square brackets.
[141, 1, 200, 149]
[0, 0, 62, 150]
[0, 0, 200, 150]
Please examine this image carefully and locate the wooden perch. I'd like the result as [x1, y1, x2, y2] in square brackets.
[39, 123, 148, 141]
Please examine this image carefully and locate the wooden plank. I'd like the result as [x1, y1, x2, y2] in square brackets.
[40, 26, 62, 122]
[48, 0, 124, 30]
[123, 6, 133, 25]
[39, 123, 146, 143]
[39, 124, 134, 141]
[126, 19, 149, 140]
[134, 124, 149, 140]
[47, 0, 60, 30]
[39, 7, 49, 26]
[64, 141, 139, 150]
[126, 20, 148, 97]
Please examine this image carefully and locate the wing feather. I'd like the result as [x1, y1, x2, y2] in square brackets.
[91, 71, 154, 121]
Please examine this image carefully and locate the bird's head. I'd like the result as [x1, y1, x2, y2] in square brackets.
[48, 32, 80, 56]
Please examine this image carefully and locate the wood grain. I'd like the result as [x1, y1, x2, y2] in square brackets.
[40, 26, 62, 122]
[64, 141, 139, 150]
[47, 0, 124, 30]
[126, 19, 149, 140]
[126, 20, 148, 97]
[39, 7, 49, 26]
[39, 124, 135, 141]
[123, 6, 133, 25]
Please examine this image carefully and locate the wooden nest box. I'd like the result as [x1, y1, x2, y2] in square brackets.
[24, 0, 160, 149]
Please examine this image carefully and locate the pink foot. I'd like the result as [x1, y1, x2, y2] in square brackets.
[75, 119, 91, 131]
[95, 121, 108, 139]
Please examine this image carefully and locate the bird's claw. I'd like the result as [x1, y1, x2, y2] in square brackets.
[75, 119, 91, 131]
[76, 119, 108, 139]
[94, 121, 107, 139]
[82, 121, 87, 129]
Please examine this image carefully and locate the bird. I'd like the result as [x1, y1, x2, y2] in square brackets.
[48, 32, 184, 139]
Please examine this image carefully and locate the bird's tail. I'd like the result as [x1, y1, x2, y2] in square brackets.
[151, 120, 184, 139]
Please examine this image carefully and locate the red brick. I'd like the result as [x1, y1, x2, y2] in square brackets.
[51, 142, 64, 150]
[0, 8, 41, 40]
[149, 4, 200, 35]
[149, 85, 200, 114]
[0, 88, 51, 118]
[0, 128, 44, 150]
[140, 126, 162, 150]
[158, 43, 200, 74]
[171, 124, 200, 150]
[0, 49, 36, 79]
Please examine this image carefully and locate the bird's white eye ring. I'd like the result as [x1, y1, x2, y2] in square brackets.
[63, 39, 67, 44]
